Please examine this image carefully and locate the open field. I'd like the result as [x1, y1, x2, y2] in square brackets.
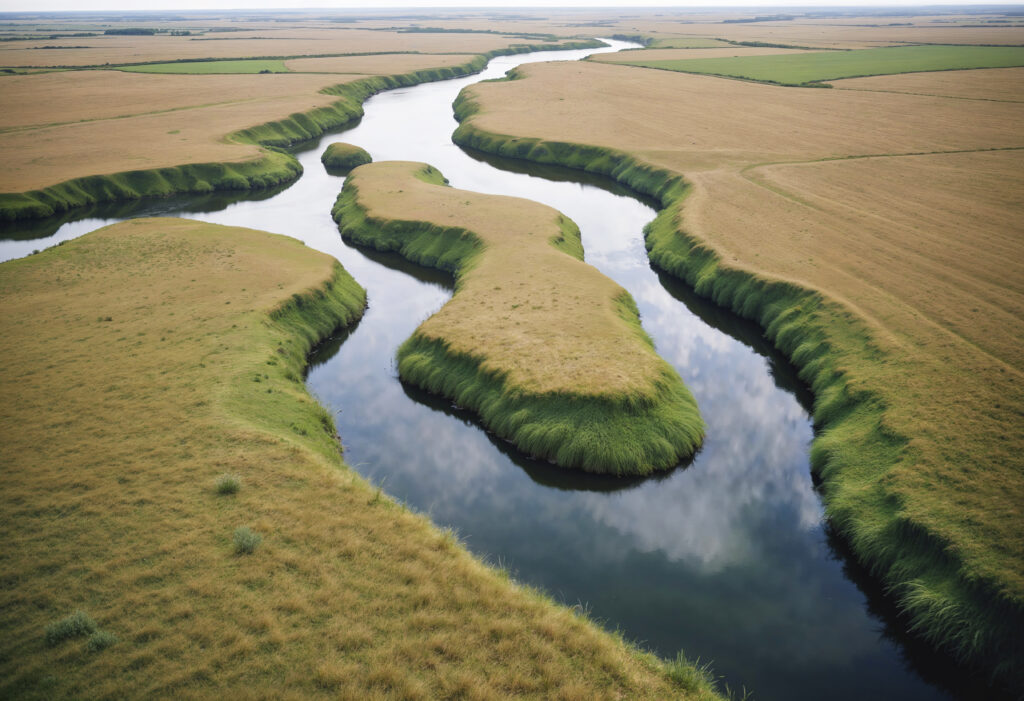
[0, 217, 711, 699]
[453, 57, 1024, 685]
[284, 52, 479, 74]
[118, 58, 290, 74]
[613, 45, 1024, 86]
[833, 66, 1024, 101]
[0, 70, 371, 193]
[334, 161, 703, 474]
[649, 38, 731, 48]
[590, 47, 811, 64]
[0, 29, 576, 68]
[0, 40, 604, 220]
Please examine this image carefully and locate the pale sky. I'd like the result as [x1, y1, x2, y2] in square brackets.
[1, 0, 1020, 11]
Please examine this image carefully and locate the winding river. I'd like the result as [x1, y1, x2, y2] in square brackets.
[0, 40, 979, 700]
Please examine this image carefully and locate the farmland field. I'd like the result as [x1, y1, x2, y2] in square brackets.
[612, 44, 1024, 85]
[118, 58, 290, 74]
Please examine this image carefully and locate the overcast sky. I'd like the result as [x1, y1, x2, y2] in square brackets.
[1, 0, 1020, 11]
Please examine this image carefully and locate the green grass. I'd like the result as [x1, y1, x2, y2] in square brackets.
[649, 38, 730, 49]
[452, 88, 1024, 688]
[44, 611, 97, 647]
[320, 142, 372, 172]
[619, 45, 1024, 86]
[118, 59, 290, 74]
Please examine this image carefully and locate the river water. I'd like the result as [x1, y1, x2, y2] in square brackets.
[0, 40, 976, 700]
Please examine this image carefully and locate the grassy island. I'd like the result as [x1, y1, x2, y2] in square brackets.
[451, 59, 1024, 688]
[321, 142, 372, 173]
[0, 217, 717, 699]
[332, 161, 704, 475]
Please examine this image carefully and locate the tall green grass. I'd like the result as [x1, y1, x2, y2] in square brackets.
[0, 40, 604, 222]
[617, 44, 1024, 86]
[118, 59, 290, 74]
[451, 82, 1024, 687]
[332, 174, 703, 475]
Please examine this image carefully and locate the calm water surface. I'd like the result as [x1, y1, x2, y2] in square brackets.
[1, 40, 978, 701]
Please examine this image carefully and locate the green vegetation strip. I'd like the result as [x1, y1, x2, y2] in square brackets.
[451, 86, 1024, 688]
[118, 59, 290, 74]
[649, 38, 730, 49]
[333, 161, 704, 475]
[618, 45, 1024, 86]
[0, 40, 603, 222]
[0, 218, 714, 698]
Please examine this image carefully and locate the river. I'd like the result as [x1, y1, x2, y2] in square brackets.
[0, 39, 975, 700]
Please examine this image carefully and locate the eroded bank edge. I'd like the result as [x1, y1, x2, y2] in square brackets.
[0, 41, 603, 223]
[450, 81, 1022, 687]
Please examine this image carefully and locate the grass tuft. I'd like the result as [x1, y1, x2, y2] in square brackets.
[215, 473, 241, 495]
[233, 526, 262, 555]
[85, 630, 117, 652]
[44, 610, 97, 647]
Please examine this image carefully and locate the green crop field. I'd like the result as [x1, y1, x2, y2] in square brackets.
[649, 37, 731, 48]
[118, 59, 291, 74]
[619, 44, 1024, 85]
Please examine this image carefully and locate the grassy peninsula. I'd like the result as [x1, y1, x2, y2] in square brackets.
[451, 60, 1024, 688]
[0, 217, 714, 698]
[332, 161, 704, 475]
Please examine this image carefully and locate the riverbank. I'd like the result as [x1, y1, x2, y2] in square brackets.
[0, 41, 602, 223]
[451, 59, 1024, 688]
[332, 160, 703, 474]
[0, 217, 717, 698]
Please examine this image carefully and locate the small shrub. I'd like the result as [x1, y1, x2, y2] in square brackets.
[45, 610, 97, 646]
[233, 526, 262, 554]
[215, 474, 240, 495]
[86, 630, 117, 652]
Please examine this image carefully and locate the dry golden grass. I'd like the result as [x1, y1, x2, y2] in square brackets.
[0, 30, 568, 68]
[833, 66, 1024, 102]
[284, 52, 479, 74]
[0, 70, 371, 131]
[470, 61, 1023, 172]
[348, 161, 668, 398]
[458, 57, 1024, 609]
[0, 218, 695, 699]
[0, 71, 373, 192]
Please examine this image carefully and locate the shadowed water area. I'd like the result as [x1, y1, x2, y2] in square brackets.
[0, 40, 989, 700]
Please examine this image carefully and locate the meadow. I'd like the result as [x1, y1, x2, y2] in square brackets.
[333, 161, 704, 474]
[119, 58, 291, 74]
[612, 44, 1024, 86]
[452, 54, 1024, 687]
[0, 218, 711, 699]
